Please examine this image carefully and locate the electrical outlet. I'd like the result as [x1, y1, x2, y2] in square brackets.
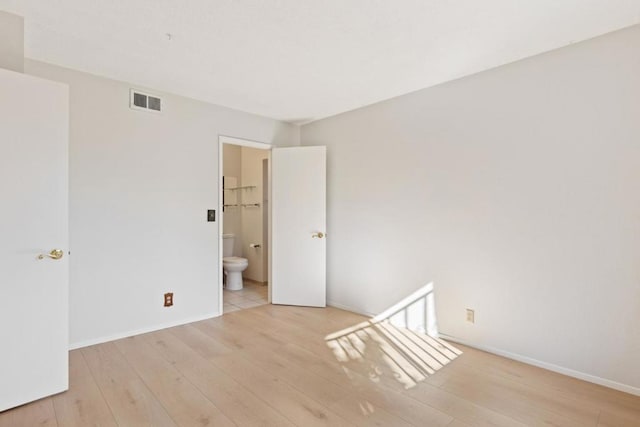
[164, 292, 174, 307]
[466, 308, 475, 323]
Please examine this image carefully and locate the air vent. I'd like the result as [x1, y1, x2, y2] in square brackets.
[130, 89, 162, 113]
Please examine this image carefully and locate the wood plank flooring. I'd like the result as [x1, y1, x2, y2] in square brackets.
[1, 305, 639, 426]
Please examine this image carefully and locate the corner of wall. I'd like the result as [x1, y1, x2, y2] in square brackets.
[0, 11, 25, 73]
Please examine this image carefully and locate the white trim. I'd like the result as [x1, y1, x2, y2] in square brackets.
[219, 135, 272, 150]
[327, 300, 376, 317]
[218, 135, 272, 315]
[439, 333, 640, 397]
[69, 311, 220, 350]
[267, 151, 272, 304]
[218, 137, 224, 315]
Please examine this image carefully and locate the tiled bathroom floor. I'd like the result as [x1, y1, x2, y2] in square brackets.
[223, 280, 268, 313]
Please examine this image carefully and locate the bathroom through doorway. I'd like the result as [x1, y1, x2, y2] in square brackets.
[219, 136, 271, 314]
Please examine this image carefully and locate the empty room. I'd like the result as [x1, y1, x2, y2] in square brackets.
[1, 1, 639, 426]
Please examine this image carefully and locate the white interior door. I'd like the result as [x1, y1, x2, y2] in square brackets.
[0, 69, 69, 411]
[271, 146, 326, 307]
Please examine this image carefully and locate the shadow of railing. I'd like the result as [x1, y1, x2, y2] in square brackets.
[325, 283, 461, 389]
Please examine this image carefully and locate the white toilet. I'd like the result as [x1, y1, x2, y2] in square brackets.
[222, 234, 248, 291]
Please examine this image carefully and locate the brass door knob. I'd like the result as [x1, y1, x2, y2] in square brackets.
[312, 232, 325, 239]
[38, 249, 64, 260]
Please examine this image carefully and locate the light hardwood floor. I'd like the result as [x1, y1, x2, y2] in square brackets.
[1, 305, 639, 426]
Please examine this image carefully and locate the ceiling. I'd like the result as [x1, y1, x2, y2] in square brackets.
[1, 1, 639, 124]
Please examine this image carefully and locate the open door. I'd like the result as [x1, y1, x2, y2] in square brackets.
[271, 146, 326, 307]
[0, 69, 69, 411]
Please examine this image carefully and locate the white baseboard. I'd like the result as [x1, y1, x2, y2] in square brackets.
[439, 333, 640, 397]
[69, 311, 221, 350]
[327, 300, 376, 317]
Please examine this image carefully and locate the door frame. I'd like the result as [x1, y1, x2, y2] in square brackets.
[218, 135, 272, 315]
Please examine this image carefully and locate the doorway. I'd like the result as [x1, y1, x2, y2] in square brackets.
[219, 136, 271, 314]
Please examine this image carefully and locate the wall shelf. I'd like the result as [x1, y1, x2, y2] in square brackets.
[224, 185, 256, 191]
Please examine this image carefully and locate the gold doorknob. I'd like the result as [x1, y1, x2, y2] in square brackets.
[38, 249, 64, 260]
[312, 232, 325, 239]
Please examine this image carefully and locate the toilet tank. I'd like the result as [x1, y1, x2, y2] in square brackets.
[222, 234, 235, 257]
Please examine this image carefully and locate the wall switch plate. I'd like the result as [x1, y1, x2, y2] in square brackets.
[466, 308, 475, 323]
[207, 209, 216, 222]
[164, 292, 174, 307]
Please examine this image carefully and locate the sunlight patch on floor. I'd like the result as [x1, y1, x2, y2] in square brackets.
[325, 283, 461, 392]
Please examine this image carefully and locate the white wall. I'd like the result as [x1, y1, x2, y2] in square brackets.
[25, 60, 299, 348]
[301, 25, 640, 393]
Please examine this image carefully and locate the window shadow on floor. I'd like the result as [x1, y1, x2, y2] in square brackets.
[325, 283, 461, 389]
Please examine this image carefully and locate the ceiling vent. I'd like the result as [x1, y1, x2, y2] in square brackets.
[130, 89, 162, 113]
